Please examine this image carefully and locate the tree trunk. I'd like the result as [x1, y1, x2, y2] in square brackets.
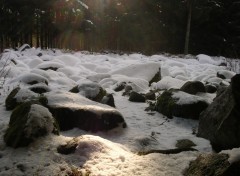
[184, 0, 193, 55]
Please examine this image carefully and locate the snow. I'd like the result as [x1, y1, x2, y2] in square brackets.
[8, 73, 48, 85]
[217, 70, 236, 79]
[111, 62, 160, 82]
[15, 88, 38, 102]
[28, 57, 43, 68]
[196, 54, 220, 65]
[221, 148, 240, 164]
[46, 91, 119, 115]
[36, 61, 64, 70]
[76, 80, 101, 98]
[63, 135, 198, 176]
[100, 75, 149, 92]
[172, 91, 210, 105]
[152, 76, 186, 90]
[0, 46, 239, 176]
[87, 73, 111, 83]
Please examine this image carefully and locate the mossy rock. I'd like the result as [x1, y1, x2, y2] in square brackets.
[92, 87, 107, 102]
[5, 87, 21, 111]
[4, 101, 59, 148]
[129, 91, 145, 103]
[5, 88, 48, 111]
[176, 139, 196, 149]
[156, 90, 208, 119]
[184, 153, 230, 176]
[155, 90, 176, 118]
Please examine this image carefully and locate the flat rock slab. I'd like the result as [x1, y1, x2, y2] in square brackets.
[46, 91, 126, 132]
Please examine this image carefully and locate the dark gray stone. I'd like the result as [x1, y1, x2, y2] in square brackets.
[180, 81, 206, 95]
[48, 106, 126, 132]
[101, 94, 115, 107]
[215, 86, 228, 99]
[145, 91, 156, 100]
[217, 72, 226, 79]
[114, 82, 126, 92]
[129, 91, 145, 102]
[205, 84, 217, 93]
[5, 87, 21, 111]
[149, 69, 161, 86]
[198, 74, 240, 151]
[122, 85, 133, 96]
[29, 84, 50, 94]
[175, 139, 196, 149]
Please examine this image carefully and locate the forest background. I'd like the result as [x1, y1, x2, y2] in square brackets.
[0, 0, 239, 58]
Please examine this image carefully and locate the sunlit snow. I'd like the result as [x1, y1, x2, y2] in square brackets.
[0, 47, 239, 175]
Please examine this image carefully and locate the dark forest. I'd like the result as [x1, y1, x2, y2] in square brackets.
[0, 0, 239, 57]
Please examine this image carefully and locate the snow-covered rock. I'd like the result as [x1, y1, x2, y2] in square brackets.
[46, 91, 126, 132]
[70, 80, 106, 102]
[4, 103, 59, 148]
[152, 76, 186, 90]
[156, 90, 209, 119]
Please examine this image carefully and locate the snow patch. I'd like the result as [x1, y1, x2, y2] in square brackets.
[153, 76, 185, 90]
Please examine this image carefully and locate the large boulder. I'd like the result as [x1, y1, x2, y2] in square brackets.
[180, 81, 206, 95]
[46, 91, 126, 132]
[4, 102, 59, 148]
[155, 90, 209, 119]
[184, 153, 230, 176]
[197, 74, 240, 151]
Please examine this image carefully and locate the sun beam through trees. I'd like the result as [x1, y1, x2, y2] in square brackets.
[0, 0, 240, 57]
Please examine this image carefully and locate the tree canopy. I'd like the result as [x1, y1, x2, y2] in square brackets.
[0, 0, 239, 58]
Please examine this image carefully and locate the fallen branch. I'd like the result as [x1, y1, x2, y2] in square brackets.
[137, 147, 198, 155]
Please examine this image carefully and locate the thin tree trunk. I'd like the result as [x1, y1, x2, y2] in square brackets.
[0, 35, 3, 52]
[184, 0, 193, 55]
[36, 13, 40, 48]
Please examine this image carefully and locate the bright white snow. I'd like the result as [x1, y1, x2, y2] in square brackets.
[0, 46, 239, 176]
